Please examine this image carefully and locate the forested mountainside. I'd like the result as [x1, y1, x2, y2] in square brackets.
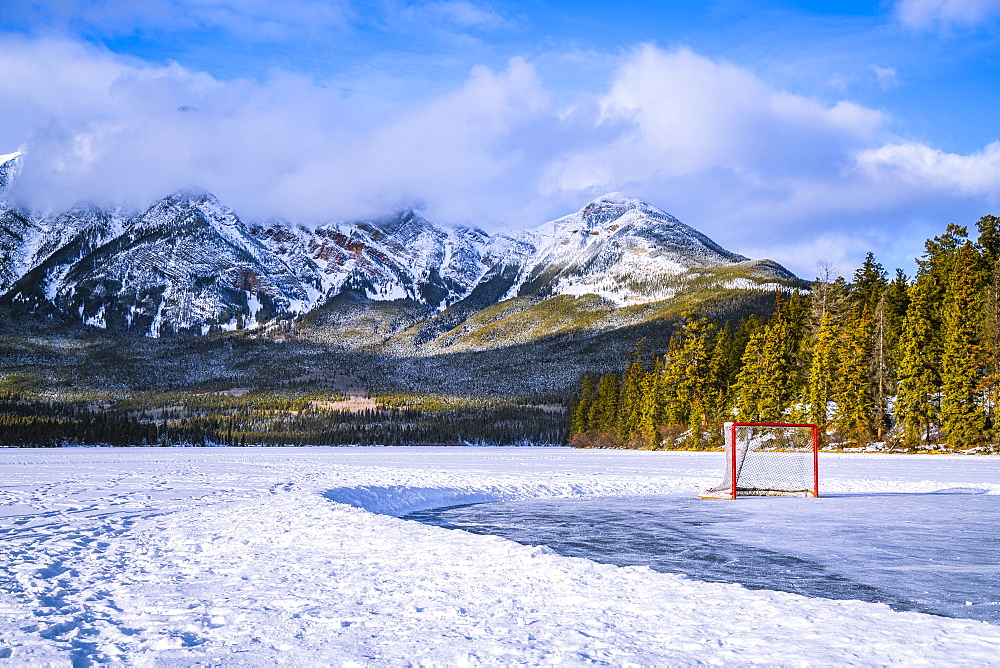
[570, 215, 1000, 453]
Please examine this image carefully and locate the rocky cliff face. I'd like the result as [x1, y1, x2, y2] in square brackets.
[0, 152, 800, 339]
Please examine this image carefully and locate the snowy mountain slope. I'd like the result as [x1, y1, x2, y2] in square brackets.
[0, 207, 39, 295]
[505, 194, 794, 305]
[26, 204, 127, 271]
[2, 191, 318, 337]
[0, 152, 41, 293]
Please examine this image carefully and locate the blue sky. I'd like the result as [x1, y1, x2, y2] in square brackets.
[2, 1, 1000, 277]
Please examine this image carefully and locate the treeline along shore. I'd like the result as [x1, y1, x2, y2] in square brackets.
[570, 215, 1000, 453]
[0, 391, 567, 447]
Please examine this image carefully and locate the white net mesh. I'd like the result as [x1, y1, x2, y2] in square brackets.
[702, 422, 818, 498]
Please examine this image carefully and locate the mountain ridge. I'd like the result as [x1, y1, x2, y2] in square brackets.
[0, 155, 804, 345]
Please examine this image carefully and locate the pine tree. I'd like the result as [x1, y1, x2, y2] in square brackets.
[940, 242, 988, 447]
[832, 309, 875, 444]
[571, 374, 596, 436]
[589, 373, 620, 438]
[617, 359, 647, 441]
[635, 364, 660, 447]
[976, 215, 1000, 427]
[805, 312, 838, 431]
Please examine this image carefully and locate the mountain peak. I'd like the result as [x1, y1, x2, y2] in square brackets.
[163, 187, 216, 206]
[0, 151, 21, 166]
[0, 151, 23, 197]
[582, 192, 639, 208]
[573, 193, 673, 230]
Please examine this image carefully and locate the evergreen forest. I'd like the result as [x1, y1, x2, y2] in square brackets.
[570, 215, 1000, 453]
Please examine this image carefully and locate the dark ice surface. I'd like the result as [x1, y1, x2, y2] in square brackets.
[405, 492, 1000, 624]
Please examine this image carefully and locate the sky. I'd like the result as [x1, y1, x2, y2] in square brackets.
[1, 1, 999, 278]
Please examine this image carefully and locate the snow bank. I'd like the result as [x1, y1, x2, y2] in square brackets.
[325, 477, 698, 516]
[1, 447, 997, 665]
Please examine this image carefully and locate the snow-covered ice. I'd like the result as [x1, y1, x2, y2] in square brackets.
[1, 447, 998, 665]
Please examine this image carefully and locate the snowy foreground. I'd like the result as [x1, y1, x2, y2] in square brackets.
[1, 448, 998, 666]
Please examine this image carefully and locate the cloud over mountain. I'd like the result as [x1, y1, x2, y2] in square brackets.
[2, 35, 999, 277]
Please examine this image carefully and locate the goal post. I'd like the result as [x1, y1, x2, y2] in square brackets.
[700, 422, 819, 499]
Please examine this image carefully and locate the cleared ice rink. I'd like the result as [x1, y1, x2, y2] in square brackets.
[1, 447, 998, 665]
[409, 493, 999, 623]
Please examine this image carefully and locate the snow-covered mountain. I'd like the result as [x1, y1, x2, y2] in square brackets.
[0, 153, 800, 338]
[248, 210, 497, 312]
[502, 194, 795, 305]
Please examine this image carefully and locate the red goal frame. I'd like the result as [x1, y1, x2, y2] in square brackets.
[725, 422, 819, 499]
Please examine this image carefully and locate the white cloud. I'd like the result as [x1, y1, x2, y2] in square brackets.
[870, 65, 899, 88]
[894, 0, 1000, 31]
[0, 37, 552, 224]
[541, 45, 884, 193]
[856, 141, 1000, 197]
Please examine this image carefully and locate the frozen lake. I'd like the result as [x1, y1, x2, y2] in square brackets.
[407, 491, 1000, 623]
[1, 447, 998, 665]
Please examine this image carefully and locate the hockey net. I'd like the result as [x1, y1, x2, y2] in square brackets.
[700, 422, 819, 498]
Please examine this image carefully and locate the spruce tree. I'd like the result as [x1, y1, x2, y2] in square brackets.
[658, 339, 687, 426]
[852, 253, 888, 315]
[733, 324, 781, 422]
[679, 316, 715, 445]
[894, 229, 966, 447]
[708, 322, 740, 394]
[883, 268, 911, 371]
[870, 295, 893, 440]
